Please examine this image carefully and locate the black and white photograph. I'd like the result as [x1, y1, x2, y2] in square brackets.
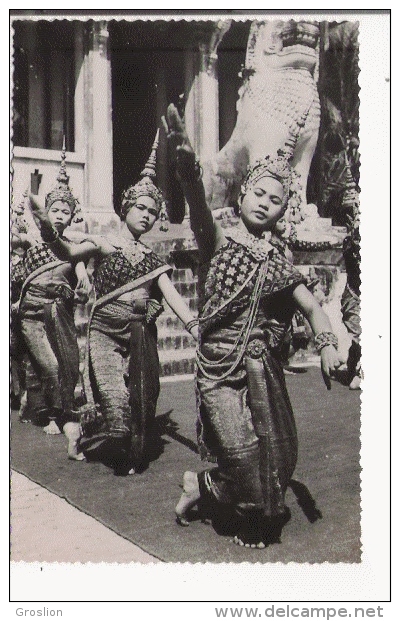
[8, 7, 390, 610]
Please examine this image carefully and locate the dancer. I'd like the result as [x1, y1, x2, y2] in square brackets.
[29, 131, 199, 475]
[163, 104, 341, 548]
[341, 209, 362, 390]
[12, 150, 90, 460]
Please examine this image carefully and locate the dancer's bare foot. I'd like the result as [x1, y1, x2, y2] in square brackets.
[43, 420, 61, 435]
[175, 471, 200, 526]
[18, 391, 30, 423]
[232, 535, 266, 549]
[63, 422, 85, 461]
[349, 375, 361, 390]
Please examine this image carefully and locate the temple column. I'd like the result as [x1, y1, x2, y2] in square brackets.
[155, 66, 168, 196]
[73, 22, 85, 157]
[181, 21, 231, 222]
[83, 21, 118, 234]
[184, 21, 231, 165]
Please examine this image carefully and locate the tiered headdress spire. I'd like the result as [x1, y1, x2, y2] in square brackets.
[120, 130, 168, 229]
[45, 137, 82, 222]
[239, 109, 306, 222]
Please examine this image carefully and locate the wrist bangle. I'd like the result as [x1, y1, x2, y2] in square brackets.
[42, 228, 59, 244]
[185, 319, 199, 333]
[314, 331, 338, 353]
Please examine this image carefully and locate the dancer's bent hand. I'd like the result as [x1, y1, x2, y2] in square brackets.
[320, 345, 342, 390]
[162, 104, 197, 180]
[28, 194, 58, 241]
[28, 194, 48, 225]
[75, 274, 91, 304]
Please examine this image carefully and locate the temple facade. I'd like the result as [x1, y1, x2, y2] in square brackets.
[11, 18, 359, 228]
[11, 18, 360, 372]
[11, 19, 251, 232]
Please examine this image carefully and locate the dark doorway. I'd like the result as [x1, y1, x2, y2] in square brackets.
[110, 21, 188, 216]
[218, 21, 250, 150]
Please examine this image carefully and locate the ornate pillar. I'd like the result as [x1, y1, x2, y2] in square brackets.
[83, 21, 117, 233]
[184, 20, 231, 164]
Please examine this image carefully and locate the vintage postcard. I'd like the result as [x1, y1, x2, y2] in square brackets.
[7, 8, 391, 613]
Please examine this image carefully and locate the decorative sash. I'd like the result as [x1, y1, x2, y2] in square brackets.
[92, 237, 171, 310]
[93, 262, 170, 312]
[19, 243, 69, 302]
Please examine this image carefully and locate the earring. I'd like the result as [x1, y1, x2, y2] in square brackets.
[159, 202, 169, 232]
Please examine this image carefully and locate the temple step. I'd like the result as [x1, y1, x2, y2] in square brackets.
[158, 348, 196, 378]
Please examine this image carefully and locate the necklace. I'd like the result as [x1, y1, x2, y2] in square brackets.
[225, 227, 273, 260]
[107, 235, 151, 268]
[196, 257, 270, 381]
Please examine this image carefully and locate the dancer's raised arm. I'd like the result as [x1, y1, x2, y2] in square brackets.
[162, 104, 225, 262]
[28, 194, 114, 261]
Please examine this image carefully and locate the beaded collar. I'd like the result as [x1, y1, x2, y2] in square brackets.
[106, 235, 152, 269]
[224, 227, 274, 261]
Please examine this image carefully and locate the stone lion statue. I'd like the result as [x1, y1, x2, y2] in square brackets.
[202, 20, 321, 219]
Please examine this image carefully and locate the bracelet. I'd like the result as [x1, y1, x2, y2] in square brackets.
[42, 228, 59, 244]
[314, 331, 338, 353]
[185, 319, 199, 333]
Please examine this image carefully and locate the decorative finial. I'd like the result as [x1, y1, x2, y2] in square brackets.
[56, 135, 70, 187]
[18, 188, 29, 213]
[12, 187, 28, 218]
[140, 129, 160, 179]
[120, 128, 168, 231]
[45, 137, 82, 223]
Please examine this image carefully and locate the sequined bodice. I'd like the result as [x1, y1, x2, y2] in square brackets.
[93, 239, 168, 300]
[199, 236, 305, 335]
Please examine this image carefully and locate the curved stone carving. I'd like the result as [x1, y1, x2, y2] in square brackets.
[202, 20, 321, 216]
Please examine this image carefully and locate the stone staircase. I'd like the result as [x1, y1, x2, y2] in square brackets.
[145, 232, 198, 377]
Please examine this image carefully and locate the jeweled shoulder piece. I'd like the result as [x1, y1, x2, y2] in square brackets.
[225, 227, 273, 260]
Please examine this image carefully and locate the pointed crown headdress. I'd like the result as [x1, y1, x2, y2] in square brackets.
[120, 130, 168, 229]
[342, 151, 360, 230]
[238, 110, 307, 222]
[45, 138, 82, 223]
[342, 148, 360, 249]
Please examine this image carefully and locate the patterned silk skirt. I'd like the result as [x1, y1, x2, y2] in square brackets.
[196, 312, 298, 520]
[19, 285, 80, 425]
[79, 299, 160, 471]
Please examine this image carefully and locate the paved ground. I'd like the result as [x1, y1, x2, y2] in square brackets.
[10, 367, 360, 564]
[10, 375, 191, 565]
[11, 471, 158, 563]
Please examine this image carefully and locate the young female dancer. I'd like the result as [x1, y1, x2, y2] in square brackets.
[163, 104, 341, 548]
[29, 133, 199, 475]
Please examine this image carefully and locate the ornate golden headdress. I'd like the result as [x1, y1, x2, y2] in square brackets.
[239, 147, 302, 220]
[45, 138, 82, 223]
[238, 103, 309, 222]
[120, 129, 168, 230]
[342, 152, 360, 240]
